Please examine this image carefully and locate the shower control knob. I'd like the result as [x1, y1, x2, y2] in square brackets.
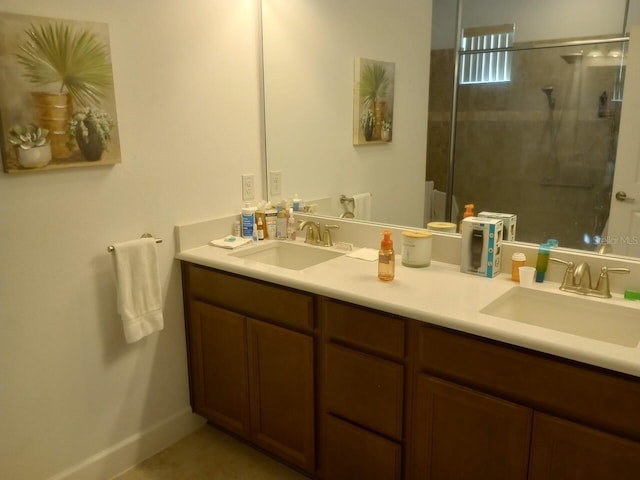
[615, 191, 635, 202]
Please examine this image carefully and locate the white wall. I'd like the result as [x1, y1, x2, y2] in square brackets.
[263, 0, 431, 227]
[0, 1, 264, 479]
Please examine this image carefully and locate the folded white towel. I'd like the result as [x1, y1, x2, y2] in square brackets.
[111, 238, 164, 343]
[346, 247, 379, 262]
[353, 193, 372, 221]
[209, 236, 252, 249]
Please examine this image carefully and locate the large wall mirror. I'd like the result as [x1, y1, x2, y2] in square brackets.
[262, 0, 640, 259]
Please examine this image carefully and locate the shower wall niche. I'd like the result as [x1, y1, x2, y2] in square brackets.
[427, 41, 625, 250]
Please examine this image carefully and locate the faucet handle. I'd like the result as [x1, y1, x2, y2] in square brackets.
[549, 257, 575, 289]
[323, 224, 339, 247]
[594, 266, 631, 298]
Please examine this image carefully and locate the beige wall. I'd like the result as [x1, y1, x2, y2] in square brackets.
[0, 1, 263, 478]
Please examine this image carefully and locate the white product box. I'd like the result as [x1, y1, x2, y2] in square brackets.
[478, 211, 517, 241]
[460, 217, 503, 278]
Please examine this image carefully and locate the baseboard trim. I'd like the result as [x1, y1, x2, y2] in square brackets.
[48, 407, 206, 480]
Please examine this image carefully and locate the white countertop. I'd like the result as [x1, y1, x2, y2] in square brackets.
[177, 238, 640, 378]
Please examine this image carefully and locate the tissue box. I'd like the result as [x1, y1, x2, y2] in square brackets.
[460, 217, 503, 278]
[478, 211, 517, 241]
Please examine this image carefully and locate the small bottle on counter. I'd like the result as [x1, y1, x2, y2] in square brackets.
[511, 252, 526, 282]
[257, 217, 265, 240]
[276, 203, 288, 239]
[252, 221, 258, 242]
[287, 208, 297, 240]
[241, 202, 256, 238]
[378, 230, 395, 281]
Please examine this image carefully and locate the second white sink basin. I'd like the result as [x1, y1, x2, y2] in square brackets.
[229, 241, 344, 271]
[480, 287, 640, 347]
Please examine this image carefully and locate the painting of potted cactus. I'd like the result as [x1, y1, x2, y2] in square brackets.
[0, 12, 121, 173]
[353, 57, 395, 145]
[67, 108, 115, 161]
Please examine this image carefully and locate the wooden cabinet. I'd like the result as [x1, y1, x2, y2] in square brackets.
[529, 413, 640, 480]
[182, 263, 315, 473]
[410, 375, 531, 480]
[410, 323, 640, 480]
[320, 298, 406, 480]
[183, 261, 640, 480]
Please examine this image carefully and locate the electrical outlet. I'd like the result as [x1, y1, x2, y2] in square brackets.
[242, 174, 255, 201]
[270, 170, 282, 196]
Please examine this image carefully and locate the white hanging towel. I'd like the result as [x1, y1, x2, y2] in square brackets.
[424, 181, 435, 225]
[353, 193, 372, 220]
[111, 238, 164, 343]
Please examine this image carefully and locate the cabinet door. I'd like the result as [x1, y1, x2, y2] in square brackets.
[324, 414, 402, 480]
[529, 413, 640, 480]
[410, 375, 531, 480]
[188, 300, 250, 437]
[247, 318, 315, 473]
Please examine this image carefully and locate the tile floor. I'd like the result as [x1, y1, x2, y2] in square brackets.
[114, 425, 308, 480]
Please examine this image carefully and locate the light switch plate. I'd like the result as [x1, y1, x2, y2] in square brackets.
[270, 170, 282, 196]
[242, 174, 255, 201]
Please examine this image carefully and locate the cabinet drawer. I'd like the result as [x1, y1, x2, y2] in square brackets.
[417, 323, 640, 440]
[324, 414, 402, 480]
[184, 263, 314, 332]
[324, 343, 404, 439]
[322, 298, 405, 358]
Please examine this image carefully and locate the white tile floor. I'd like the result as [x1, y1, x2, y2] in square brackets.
[114, 425, 308, 480]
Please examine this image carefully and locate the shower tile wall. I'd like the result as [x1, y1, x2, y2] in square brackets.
[428, 45, 622, 249]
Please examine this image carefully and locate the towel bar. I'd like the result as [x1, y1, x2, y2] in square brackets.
[340, 194, 354, 205]
[107, 233, 163, 253]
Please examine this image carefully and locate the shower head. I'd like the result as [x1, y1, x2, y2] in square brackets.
[541, 86, 555, 109]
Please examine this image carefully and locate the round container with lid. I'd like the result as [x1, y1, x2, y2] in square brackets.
[426, 221, 457, 233]
[401, 230, 432, 267]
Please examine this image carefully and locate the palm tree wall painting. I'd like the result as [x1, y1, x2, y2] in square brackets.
[0, 12, 120, 173]
[353, 57, 395, 145]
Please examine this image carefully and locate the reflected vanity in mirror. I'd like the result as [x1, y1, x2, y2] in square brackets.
[261, 0, 640, 259]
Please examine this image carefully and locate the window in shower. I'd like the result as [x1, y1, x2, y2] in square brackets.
[460, 24, 514, 84]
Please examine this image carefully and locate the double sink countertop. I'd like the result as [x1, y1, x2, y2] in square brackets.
[177, 236, 640, 378]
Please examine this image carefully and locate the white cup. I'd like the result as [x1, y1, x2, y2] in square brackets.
[518, 266, 536, 286]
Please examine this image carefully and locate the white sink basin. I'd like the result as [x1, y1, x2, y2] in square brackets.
[480, 287, 640, 347]
[229, 241, 344, 271]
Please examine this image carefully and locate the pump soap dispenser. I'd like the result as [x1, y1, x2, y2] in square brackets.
[459, 203, 475, 233]
[378, 231, 395, 281]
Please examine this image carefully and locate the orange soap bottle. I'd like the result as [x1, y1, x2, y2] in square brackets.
[459, 203, 475, 233]
[378, 231, 395, 281]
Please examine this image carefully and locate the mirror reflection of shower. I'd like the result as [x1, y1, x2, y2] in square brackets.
[541, 85, 555, 109]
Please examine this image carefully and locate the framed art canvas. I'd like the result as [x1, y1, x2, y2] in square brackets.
[353, 57, 395, 145]
[0, 12, 120, 173]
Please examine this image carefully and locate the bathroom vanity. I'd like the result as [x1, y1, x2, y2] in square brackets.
[177, 225, 640, 480]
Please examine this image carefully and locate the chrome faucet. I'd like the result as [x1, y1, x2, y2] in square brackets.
[299, 220, 322, 245]
[550, 257, 630, 298]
